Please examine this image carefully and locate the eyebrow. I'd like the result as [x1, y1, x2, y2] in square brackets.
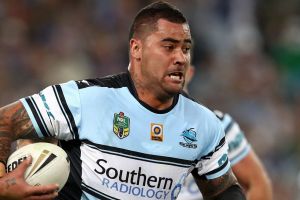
[161, 37, 193, 44]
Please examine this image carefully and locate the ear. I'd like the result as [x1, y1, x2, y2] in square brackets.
[130, 38, 142, 61]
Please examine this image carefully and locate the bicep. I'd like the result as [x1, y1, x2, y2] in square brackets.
[0, 101, 39, 140]
[192, 168, 239, 199]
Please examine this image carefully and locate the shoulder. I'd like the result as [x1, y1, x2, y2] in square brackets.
[75, 72, 130, 89]
[213, 110, 239, 136]
[179, 94, 224, 145]
[180, 91, 219, 123]
[213, 110, 251, 164]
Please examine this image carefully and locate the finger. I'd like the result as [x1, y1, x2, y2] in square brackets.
[25, 192, 58, 200]
[16, 155, 32, 174]
[28, 184, 60, 196]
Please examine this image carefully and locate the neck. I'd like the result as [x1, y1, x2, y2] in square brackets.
[137, 87, 174, 110]
[128, 68, 174, 110]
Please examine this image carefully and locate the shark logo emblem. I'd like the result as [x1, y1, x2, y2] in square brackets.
[179, 128, 198, 149]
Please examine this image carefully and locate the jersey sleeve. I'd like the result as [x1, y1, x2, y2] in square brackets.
[195, 113, 231, 180]
[20, 80, 81, 140]
[219, 112, 251, 165]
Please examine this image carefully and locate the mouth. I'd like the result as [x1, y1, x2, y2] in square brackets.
[168, 72, 184, 82]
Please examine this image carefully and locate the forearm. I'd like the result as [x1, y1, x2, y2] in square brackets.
[234, 151, 273, 200]
[195, 168, 246, 200]
[0, 101, 38, 169]
[245, 161, 273, 200]
[246, 179, 273, 200]
[208, 184, 246, 200]
[0, 104, 15, 168]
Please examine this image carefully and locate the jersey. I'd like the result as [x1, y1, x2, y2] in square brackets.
[176, 110, 251, 200]
[20, 72, 230, 200]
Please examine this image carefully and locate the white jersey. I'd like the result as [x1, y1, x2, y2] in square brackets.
[20, 72, 230, 200]
[177, 110, 251, 200]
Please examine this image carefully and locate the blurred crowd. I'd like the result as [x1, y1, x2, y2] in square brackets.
[0, 0, 299, 199]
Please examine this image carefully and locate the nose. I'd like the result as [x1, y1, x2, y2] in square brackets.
[173, 49, 187, 66]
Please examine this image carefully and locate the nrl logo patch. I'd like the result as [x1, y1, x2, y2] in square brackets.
[113, 112, 130, 139]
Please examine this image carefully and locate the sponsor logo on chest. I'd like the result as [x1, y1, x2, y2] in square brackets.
[150, 123, 164, 142]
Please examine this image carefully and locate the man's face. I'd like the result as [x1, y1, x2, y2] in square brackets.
[139, 19, 192, 97]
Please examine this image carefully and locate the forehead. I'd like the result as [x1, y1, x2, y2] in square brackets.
[153, 18, 191, 41]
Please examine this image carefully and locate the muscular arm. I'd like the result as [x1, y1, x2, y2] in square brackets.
[0, 101, 59, 199]
[192, 169, 245, 200]
[0, 101, 39, 176]
[232, 150, 273, 200]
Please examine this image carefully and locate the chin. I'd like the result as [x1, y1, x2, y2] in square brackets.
[162, 82, 184, 96]
[166, 87, 183, 96]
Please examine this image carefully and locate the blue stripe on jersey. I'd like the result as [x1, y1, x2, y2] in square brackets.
[29, 96, 51, 136]
[23, 97, 50, 137]
[230, 145, 251, 166]
[221, 114, 232, 135]
[55, 85, 79, 139]
[224, 119, 234, 134]
[204, 156, 229, 175]
[20, 98, 44, 138]
[53, 85, 79, 139]
[205, 158, 231, 180]
[200, 137, 225, 160]
[214, 137, 226, 151]
[85, 141, 193, 168]
[58, 82, 81, 140]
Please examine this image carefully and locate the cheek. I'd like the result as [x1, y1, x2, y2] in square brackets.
[142, 58, 161, 76]
[142, 48, 168, 70]
[143, 46, 164, 61]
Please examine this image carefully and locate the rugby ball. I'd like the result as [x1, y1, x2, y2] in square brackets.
[6, 142, 70, 191]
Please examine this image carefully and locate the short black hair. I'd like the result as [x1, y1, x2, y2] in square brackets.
[128, 1, 187, 41]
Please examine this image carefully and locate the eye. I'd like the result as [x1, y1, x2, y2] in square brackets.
[182, 47, 191, 54]
[164, 45, 175, 51]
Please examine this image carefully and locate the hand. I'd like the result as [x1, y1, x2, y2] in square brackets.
[0, 162, 5, 178]
[0, 156, 59, 200]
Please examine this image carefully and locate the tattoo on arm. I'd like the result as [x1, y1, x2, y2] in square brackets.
[192, 169, 238, 199]
[0, 138, 12, 164]
[11, 104, 37, 139]
[0, 101, 38, 162]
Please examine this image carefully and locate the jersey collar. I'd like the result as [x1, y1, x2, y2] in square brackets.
[126, 71, 179, 114]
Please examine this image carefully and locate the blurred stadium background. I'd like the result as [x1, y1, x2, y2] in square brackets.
[0, 0, 299, 199]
